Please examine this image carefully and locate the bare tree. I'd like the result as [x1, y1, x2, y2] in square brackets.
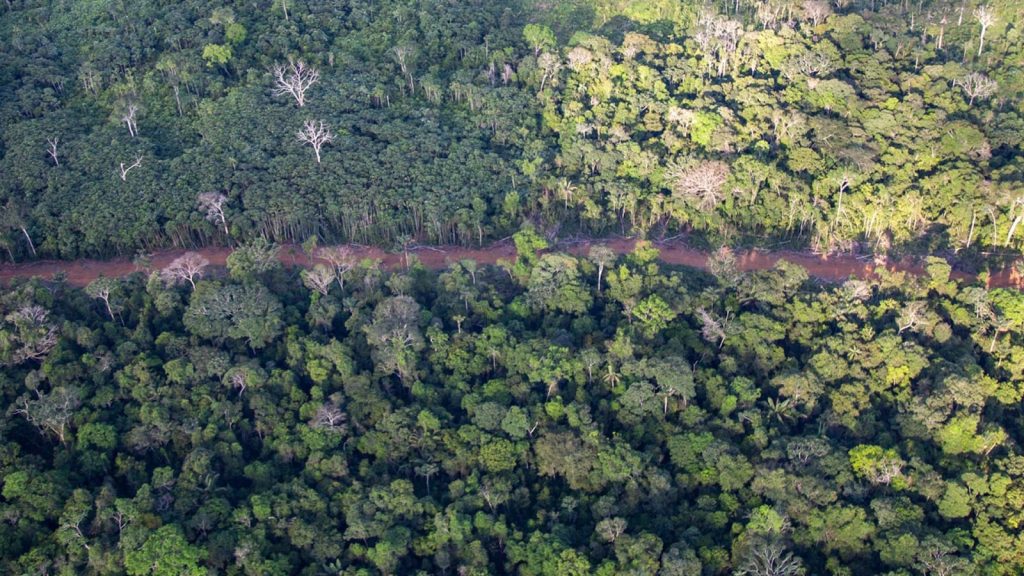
[46, 137, 59, 166]
[391, 45, 416, 92]
[587, 245, 616, 293]
[317, 246, 357, 290]
[311, 404, 347, 432]
[667, 160, 731, 210]
[12, 386, 81, 444]
[272, 60, 319, 107]
[1004, 196, 1024, 247]
[697, 307, 732, 348]
[801, 0, 832, 26]
[897, 300, 929, 333]
[197, 192, 230, 236]
[707, 246, 742, 288]
[274, 0, 289, 20]
[118, 155, 142, 181]
[957, 72, 997, 106]
[537, 53, 562, 92]
[85, 277, 120, 321]
[694, 11, 742, 77]
[914, 536, 973, 576]
[161, 252, 210, 291]
[2, 306, 58, 365]
[301, 264, 336, 296]
[121, 102, 139, 137]
[296, 120, 334, 164]
[736, 539, 804, 576]
[228, 371, 248, 397]
[974, 5, 996, 57]
[595, 517, 628, 543]
[2, 200, 37, 257]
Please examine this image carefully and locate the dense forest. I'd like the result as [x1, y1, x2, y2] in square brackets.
[4, 1, 1024, 575]
[0, 0, 1022, 259]
[3, 233, 1024, 574]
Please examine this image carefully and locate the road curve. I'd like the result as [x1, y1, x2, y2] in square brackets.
[0, 238, 1020, 289]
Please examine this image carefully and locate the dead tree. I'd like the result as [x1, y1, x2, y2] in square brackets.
[316, 246, 356, 290]
[118, 155, 142, 181]
[12, 387, 81, 444]
[697, 307, 732, 349]
[801, 0, 832, 26]
[311, 404, 347, 432]
[391, 45, 416, 92]
[2, 201, 37, 257]
[121, 102, 139, 137]
[957, 72, 997, 106]
[272, 60, 319, 107]
[296, 120, 334, 163]
[3, 306, 58, 365]
[85, 277, 121, 322]
[46, 137, 59, 166]
[667, 160, 731, 210]
[197, 192, 230, 236]
[161, 252, 210, 291]
[974, 6, 996, 57]
[301, 264, 336, 296]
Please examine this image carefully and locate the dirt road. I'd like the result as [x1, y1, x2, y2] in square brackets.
[0, 238, 1020, 289]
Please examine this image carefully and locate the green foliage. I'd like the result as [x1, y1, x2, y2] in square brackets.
[1, 0, 1019, 260]
[0, 256, 1022, 575]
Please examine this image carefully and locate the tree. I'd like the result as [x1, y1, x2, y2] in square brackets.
[697, 307, 732, 348]
[2, 200, 37, 257]
[161, 252, 210, 291]
[183, 283, 283, 349]
[666, 160, 730, 211]
[735, 539, 804, 576]
[523, 24, 556, 56]
[588, 244, 616, 292]
[707, 246, 741, 288]
[317, 246, 357, 291]
[801, 0, 832, 26]
[974, 6, 996, 57]
[526, 253, 592, 315]
[364, 295, 424, 382]
[957, 72, 997, 106]
[85, 277, 121, 321]
[124, 525, 206, 576]
[226, 238, 280, 281]
[311, 404, 347, 433]
[914, 536, 974, 576]
[272, 60, 319, 107]
[633, 294, 677, 338]
[296, 119, 334, 164]
[118, 155, 143, 181]
[46, 137, 59, 166]
[848, 445, 905, 486]
[202, 44, 233, 68]
[120, 101, 139, 138]
[11, 386, 81, 444]
[302, 264, 336, 296]
[0, 305, 58, 365]
[197, 193, 230, 236]
[595, 517, 628, 543]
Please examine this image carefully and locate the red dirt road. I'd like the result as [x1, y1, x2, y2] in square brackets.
[0, 238, 1020, 289]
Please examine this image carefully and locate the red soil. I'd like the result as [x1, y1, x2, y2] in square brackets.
[0, 238, 1020, 289]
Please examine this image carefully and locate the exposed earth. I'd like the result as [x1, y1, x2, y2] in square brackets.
[0, 238, 1020, 289]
